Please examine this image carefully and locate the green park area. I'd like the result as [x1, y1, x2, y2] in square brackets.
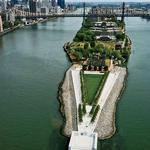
[83, 74, 104, 105]
[65, 17, 131, 65]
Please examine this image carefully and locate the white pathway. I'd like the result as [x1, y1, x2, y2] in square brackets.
[71, 66, 121, 133]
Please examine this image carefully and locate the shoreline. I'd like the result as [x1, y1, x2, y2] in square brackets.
[58, 68, 72, 137]
[0, 18, 49, 37]
[58, 65, 79, 137]
[0, 25, 22, 37]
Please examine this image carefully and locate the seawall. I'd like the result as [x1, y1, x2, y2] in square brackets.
[59, 66, 78, 137]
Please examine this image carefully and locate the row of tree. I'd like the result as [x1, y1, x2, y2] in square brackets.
[74, 18, 96, 42]
[3, 20, 22, 29]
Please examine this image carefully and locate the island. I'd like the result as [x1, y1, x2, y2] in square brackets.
[59, 15, 131, 150]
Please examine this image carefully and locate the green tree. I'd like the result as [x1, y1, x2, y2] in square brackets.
[90, 104, 96, 115]
[112, 50, 121, 60]
[78, 104, 83, 122]
[75, 51, 83, 61]
[3, 21, 12, 29]
[84, 42, 89, 49]
[90, 41, 96, 48]
[83, 103, 86, 114]
[88, 48, 95, 53]
[91, 105, 100, 122]
[74, 33, 85, 42]
[116, 33, 125, 41]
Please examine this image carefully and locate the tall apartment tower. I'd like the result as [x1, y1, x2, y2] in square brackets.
[51, 0, 56, 7]
[57, 0, 65, 9]
[11, 0, 18, 6]
[0, 16, 3, 32]
[29, 0, 37, 13]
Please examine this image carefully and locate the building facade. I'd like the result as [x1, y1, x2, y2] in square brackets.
[51, 0, 56, 7]
[29, 0, 37, 13]
[1, 0, 7, 11]
[57, 0, 65, 9]
[0, 15, 3, 32]
[11, 0, 18, 6]
[68, 131, 98, 150]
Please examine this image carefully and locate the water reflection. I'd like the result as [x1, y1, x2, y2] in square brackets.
[49, 129, 68, 150]
[98, 134, 125, 150]
[0, 37, 4, 49]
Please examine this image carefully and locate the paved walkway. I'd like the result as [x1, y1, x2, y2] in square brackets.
[84, 71, 104, 75]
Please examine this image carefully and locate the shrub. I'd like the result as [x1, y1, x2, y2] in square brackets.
[83, 65, 87, 71]
[83, 103, 86, 114]
[84, 42, 89, 49]
[74, 33, 86, 42]
[80, 70, 86, 103]
[78, 104, 83, 122]
[90, 104, 96, 115]
[94, 66, 97, 71]
[91, 105, 100, 122]
[116, 33, 125, 41]
[88, 65, 92, 71]
[90, 41, 96, 48]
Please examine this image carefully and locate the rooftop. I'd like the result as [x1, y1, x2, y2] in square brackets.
[68, 131, 98, 150]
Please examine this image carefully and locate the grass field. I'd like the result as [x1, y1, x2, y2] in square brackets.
[97, 41, 116, 49]
[83, 74, 104, 105]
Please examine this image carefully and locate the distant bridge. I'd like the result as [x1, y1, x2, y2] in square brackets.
[14, 2, 150, 19]
[15, 13, 150, 19]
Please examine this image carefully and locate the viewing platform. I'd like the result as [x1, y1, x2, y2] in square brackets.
[68, 131, 98, 150]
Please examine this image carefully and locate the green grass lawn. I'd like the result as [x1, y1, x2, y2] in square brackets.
[83, 74, 104, 105]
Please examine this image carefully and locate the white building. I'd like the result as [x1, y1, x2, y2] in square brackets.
[9, 10, 15, 22]
[68, 131, 98, 150]
[4, 10, 16, 23]
[56, 6, 62, 14]
[1, 0, 7, 11]
[0, 15, 3, 32]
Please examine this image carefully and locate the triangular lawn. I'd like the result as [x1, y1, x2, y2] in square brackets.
[83, 74, 104, 105]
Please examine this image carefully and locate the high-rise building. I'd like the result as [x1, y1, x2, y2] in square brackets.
[42, 0, 51, 8]
[10, 0, 18, 6]
[51, 0, 56, 7]
[0, 16, 3, 32]
[1, 0, 7, 11]
[9, 10, 15, 23]
[29, 0, 37, 13]
[57, 0, 65, 9]
[22, 0, 28, 5]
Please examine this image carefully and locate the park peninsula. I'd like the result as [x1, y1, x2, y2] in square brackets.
[59, 12, 131, 150]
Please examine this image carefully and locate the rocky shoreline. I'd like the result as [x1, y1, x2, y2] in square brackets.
[95, 67, 127, 139]
[59, 66, 78, 137]
[59, 65, 127, 139]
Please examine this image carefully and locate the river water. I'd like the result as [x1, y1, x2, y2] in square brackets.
[0, 17, 150, 150]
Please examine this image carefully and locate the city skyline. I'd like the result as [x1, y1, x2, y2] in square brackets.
[65, 0, 150, 2]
